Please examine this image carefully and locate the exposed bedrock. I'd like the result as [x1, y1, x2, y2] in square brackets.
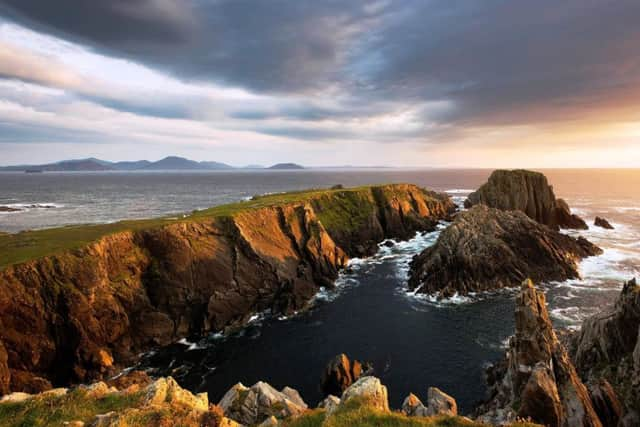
[477, 279, 603, 427]
[320, 353, 371, 398]
[408, 205, 602, 297]
[0, 184, 455, 395]
[568, 278, 640, 425]
[464, 169, 588, 230]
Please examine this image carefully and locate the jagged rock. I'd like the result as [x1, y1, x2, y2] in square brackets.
[426, 387, 457, 416]
[218, 381, 307, 425]
[465, 169, 587, 229]
[258, 416, 279, 426]
[402, 393, 428, 416]
[569, 278, 640, 418]
[408, 205, 602, 296]
[0, 185, 454, 394]
[477, 280, 603, 427]
[340, 376, 389, 412]
[594, 216, 614, 230]
[588, 379, 623, 427]
[143, 377, 208, 411]
[0, 341, 9, 395]
[319, 395, 341, 415]
[320, 354, 368, 397]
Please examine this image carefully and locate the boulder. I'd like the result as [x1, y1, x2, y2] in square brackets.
[340, 376, 389, 412]
[402, 393, 428, 416]
[465, 169, 587, 229]
[258, 416, 279, 426]
[320, 354, 369, 397]
[144, 377, 208, 411]
[218, 381, 307, 425]
[318, 395, 341, 415]
[0, 392, 32, 403]
[594, 216, 614, 230]
[408, 205, 602, 296]
[477, 279, 603, 427]
[426, 387, 457, 416]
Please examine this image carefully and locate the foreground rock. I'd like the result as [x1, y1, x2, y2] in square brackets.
[218, 381, 307, 425]
[594, 216, 614, 229]
[477, 280, 603, 427]
[408, 205, 602, 296]
[339, 376, 390, 412]
[465, 169, 588, 230]
[401, 387, 458, 417]
[320, 353, 370, 397]
[0, 184, 455, 394]
[569, 278, 640, 424]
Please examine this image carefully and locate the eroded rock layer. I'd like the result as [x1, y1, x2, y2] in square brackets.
[0, 184, 455, 395]
[408, 205, 601, 297]
[465, 169, 588, 230]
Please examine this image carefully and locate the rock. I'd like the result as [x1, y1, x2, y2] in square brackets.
[318, 395, 341, 415]
[9, 370, 52, 394]
[144, 377, 208, 411]
[258, 416, 279, 426]
[465, 169, 587, 229]
[0, 341, 9, 395]
[0, 391, 32, 403]
[408, 205, 602, 296]
[402, 393, 428, 417]
[0, 206, 21, 212]
[477, 279, 603, 427]
[106, 370, 152, 392]
[594, 216, 614, 229]
[81, 382, 116, 398]
[281, 386, 306, 408]
[320, 354, 368, 397]
[42, 387, 69, 398]
[426, 387, 457, 416]
[218, 381, 307, 425]
[569, 278, 640, 418]
[588, 380, 623, 427]
[340, 376, 389, 412]
[63, 422, 85, 427]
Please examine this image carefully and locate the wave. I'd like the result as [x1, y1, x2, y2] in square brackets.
[0, 202, 64, 213]
[444, 189, 474, 194]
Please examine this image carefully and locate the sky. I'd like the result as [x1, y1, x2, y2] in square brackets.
[0, 0, 639, 168]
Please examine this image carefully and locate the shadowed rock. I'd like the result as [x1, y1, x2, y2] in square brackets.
[594, 216, 614, 229]
[320, 353, 370, 397]
[477, 279, 603, 427]
[408, 205, 602, 297]
[465, 169, 587, 230]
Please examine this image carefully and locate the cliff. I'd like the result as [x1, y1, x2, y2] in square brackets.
[408, 205, 601, 297]
[477, 280, 603, 427]
[465, 170, 588, 230]
[0, 184, 455, 395]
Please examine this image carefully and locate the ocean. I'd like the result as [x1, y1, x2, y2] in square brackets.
[1, 168, 639, 413]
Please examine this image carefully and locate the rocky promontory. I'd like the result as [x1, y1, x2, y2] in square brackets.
[465, 169, 588, 230]
[408, 205, 601, 297]
[0, 184, 455, 395]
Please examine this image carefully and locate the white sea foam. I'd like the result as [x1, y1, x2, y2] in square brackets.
[444, 189, 474, 194]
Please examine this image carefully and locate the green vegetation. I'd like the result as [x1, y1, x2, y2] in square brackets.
[283, 398, 542, 427]
[0, 389, 143, 427]
[0, 184, 422, 270]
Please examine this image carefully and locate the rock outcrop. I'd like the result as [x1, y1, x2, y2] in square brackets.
[339, 376, 389, 413]
[569, 278, 640, 422]
[594, 217, 614, 229]
[401, 388, 458, 417]
[320, 353, 370, 397]
[0, 341, 9, 395]
[408, 205, 602, 297]
[465, 169, 588, 230]
[477, 280, 603, 427]
[218, 381, 307, 425]
[0, 184, 455, 395]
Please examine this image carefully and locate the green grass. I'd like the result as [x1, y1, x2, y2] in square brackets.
[0, 389, 143, 427]
[0, 184, 418, 270]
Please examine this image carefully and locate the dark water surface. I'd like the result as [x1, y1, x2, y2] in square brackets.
[1, 168, 639, 413]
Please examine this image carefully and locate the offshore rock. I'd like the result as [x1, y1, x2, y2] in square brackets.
[569, 278, 640, 419]
[408, 205, 601, 296]
[218, 381, 307, 425]
[465, 169, 588, 230]
[477, 280, 602, 427]
[320, 353, 369, 397]
[594, 216, 614, 229]
[0, 184, 455, 394]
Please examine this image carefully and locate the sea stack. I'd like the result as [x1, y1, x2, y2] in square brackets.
[465, 169, 588, 230]
[408, 205, 602, 297]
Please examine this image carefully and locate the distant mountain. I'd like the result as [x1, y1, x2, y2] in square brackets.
[0, 159, 113, 172]
[112, 160, 152, 170]
[268, 163, 304, 170]
[142, 156, 209, 170]
[0, 157, 234, 171]
[242, 164, 265, 169]
[200, 161, 234, 170]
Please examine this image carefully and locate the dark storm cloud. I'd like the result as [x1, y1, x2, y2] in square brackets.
[2, 0, 640, 130]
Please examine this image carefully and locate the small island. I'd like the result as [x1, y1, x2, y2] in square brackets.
[267, 163, 305, 170]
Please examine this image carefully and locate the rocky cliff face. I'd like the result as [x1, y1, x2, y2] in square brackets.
[465, 169, 588, 230]
[0, 184, 455, 395]
[408, 205, 601, 297]
[569, 279, 640, 425]
[477, 280, 603, 427]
